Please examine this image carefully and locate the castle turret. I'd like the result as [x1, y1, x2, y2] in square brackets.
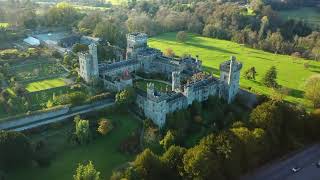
[219, 56, 242, 103]
[89, 43, 99, 77]
[78, 43, 99, 83]
[147, 83, 155, 98]
[126, 32, 148, 59]
[172, 71, 181, 92]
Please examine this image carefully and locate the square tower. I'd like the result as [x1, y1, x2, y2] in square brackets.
[126, 32, 148, 59]
[219, 56, 242, 103]
[78, 43, 99, 83]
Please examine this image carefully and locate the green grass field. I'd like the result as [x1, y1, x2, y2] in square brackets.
[25, 78, 67, 92]
[134, 79, 169, 92]
[279, 7, 320, 27]
[9, 113, 140, 180]
[148, 32, 320, 107]
[0, 22, 9, 28]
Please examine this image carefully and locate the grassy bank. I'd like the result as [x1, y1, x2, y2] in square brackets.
[8, 113, 140, 180]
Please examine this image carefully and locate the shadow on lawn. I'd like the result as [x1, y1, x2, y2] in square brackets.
[185, 42, 236, 54]
[288, 88, 304, 98]
[203, 66, 220, 76]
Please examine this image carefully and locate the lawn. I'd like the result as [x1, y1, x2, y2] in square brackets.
[148, 32, 320, 107]
[0, 22, 9, 28]
[134, 79, 170, 92]
[9, 113, 140, 180]
[278, 7, 320, 27]
[25, 78, 67, 92]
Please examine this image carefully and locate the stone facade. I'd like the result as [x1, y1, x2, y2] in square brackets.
[78, 43, 99, 83]
[78, 32, 242, 127]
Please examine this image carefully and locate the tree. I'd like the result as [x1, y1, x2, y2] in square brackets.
[0, 131, 33, 170]
[74, 116, 91, 144]
[160, 130, 175, 150]
[73, 161, 101, 180]
[312, 45, 320, 61]
[259, 16, 269, 40]
[262, 66, 278, 88]
[249, 101, 283, 151]
[244, 66, 257, 80]
[115, 87, 136, 108]
[176, 31, 187, 42]
[132, 148, 164, 179]
[231, 127, 267, 169]
[183, 135, 224, 179]
[164, 48, 175, 57]
[267, 31, 283, 54]
[97, 119, 113, 135]
[305, 75, 320, 108]
[161, 145, 187, 179]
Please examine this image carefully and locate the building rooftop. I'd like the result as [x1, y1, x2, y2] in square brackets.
[220, 56, 242, 72]
[99, 60, 139, 72]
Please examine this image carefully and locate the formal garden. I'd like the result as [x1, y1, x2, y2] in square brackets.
[8, 61, 68, 83]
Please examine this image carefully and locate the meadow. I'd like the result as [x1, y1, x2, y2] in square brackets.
[148, 32, 320, 107]
[0, 22, 9, 28]
[8, 113, 140, 180]
[25, 78, 67, 92]
[278, 7, 320, 27]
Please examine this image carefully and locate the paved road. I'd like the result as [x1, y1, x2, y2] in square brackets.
[4, 100, 114, 132]
[242, 144, 320, 180]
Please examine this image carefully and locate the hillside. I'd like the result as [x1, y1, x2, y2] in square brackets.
[149, 32, 320, 107]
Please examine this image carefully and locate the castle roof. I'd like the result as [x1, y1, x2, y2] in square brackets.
[99, 60, 139, 72]
[185, 75, 219, 90]
[219, 57, 242, 72]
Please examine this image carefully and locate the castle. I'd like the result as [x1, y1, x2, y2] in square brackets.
[79, 32, 242, 127]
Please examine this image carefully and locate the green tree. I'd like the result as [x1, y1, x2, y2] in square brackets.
[249, 101, 283, 151]
[73, 161, 101, 180]
[74, 116, 91, 144]
[161, 145, 187, 179]
[305, 75, 320, 108]
[0, 131, 33, 170]
[176, 31, 188, 42]
[262, 66, 278, 88]
[183, 135, 224, 179]
[115, 87, 136, 108]
[160, 130, 176, 150]
[132, 148, 164, 180]
[244, 66, 257, 80]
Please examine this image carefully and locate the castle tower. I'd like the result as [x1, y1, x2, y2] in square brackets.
[172, 71, 181, 92]
[78, 43, 99, 83]
[89, 43, 99, 77]
[219, 56, 242, 103]
[147, 83, 155, 98]
[126, 32, 148, 59]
